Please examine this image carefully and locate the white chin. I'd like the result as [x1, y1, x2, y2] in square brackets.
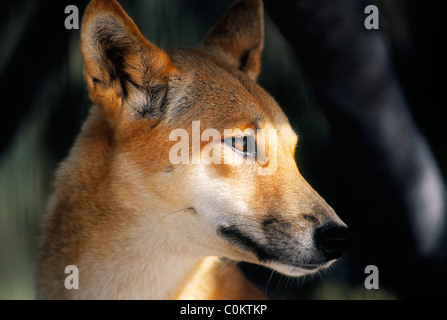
[264, 261, 334, 277]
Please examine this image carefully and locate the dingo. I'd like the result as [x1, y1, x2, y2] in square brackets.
[37, 0, 349, 299]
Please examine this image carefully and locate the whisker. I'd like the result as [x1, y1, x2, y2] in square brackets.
[265, 268, 276, 297]
[151, 207, 192, 230]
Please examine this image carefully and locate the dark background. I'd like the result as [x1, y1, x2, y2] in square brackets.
[0, 0, 445, 299]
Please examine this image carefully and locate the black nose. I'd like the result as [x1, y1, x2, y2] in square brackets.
[315, 225, 351, 260]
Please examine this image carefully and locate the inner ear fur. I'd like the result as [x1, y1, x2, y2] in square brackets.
[81, 0, 176, 121]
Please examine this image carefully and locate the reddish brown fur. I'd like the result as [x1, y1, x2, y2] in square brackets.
[37, 0, 346, 300]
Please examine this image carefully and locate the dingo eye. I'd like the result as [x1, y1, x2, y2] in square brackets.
[223, 135, 256, 158]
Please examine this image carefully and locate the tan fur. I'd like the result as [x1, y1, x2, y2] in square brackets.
[37, 0, 346, 300]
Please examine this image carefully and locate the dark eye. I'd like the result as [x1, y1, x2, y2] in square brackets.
[223, 135, 257, 158]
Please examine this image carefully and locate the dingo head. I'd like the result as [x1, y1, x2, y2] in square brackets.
[81, 0, 349, 277]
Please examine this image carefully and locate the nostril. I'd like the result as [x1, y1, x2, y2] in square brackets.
[315, 225, 351, 260]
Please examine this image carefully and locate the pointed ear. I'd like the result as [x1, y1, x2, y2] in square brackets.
[81, 0, 176, 123]
[199, 0, 264, 80]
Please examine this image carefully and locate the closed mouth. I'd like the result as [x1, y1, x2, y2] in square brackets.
[217, 224, 275, 262]
[272, 259, 332, 271]
[217, 224, 329, 272]
[262, 260, 334, 277]
[293, 264, 323, 270]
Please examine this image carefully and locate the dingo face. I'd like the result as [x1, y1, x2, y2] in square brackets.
[80, 0, 349, 277]
[38, 0, 350, 300]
